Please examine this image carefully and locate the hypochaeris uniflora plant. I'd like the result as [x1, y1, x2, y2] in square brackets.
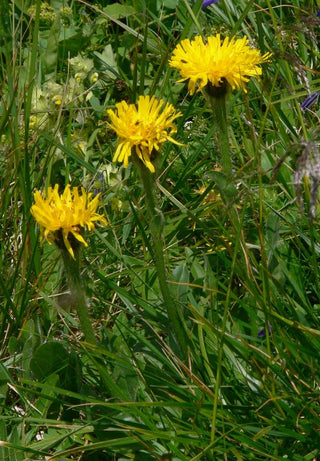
[31, 184, 107, 344]
[107, 94, 183, 173]
[108, 94, 187, 357]
[171, 33, 271, 446]
[170, 34, 271, 179]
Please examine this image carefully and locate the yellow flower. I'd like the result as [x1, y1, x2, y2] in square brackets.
[107, 95, 183, 173]
[90, 72, 99, 83]
[51, 95, 62, 106]
[31, 184, 107, 258]
[169, 34, 272, 95]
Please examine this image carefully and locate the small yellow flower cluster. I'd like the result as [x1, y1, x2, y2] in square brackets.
[28, 87, 49, 129]
[27, 54, 99, 132]
[60, 7, 72, 16]
[28, 2, 56, 24]
[90, 72, 99, 83]
[45, 81, 64, 107]
[28, 3, 73, 26]
[69, 55, 97, 82]
[60, 7, 73, 25]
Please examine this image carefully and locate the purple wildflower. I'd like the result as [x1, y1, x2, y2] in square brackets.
[300, 91, 320, 112]
[317, 9, 320, 17]
[202, 0, 220, 7]
[93, 172, 104, 196]
[258, 323, 272, 338]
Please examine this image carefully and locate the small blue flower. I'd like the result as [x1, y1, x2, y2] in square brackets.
[202, 0, 220, 7]
[300, 91, 320, 112]
[93, 172, 104, 196]
[258, 323, 272, 338]
[317, 9, 320, 17]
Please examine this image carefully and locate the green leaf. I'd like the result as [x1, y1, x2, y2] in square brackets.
[172, 263, 189, 303]
[94, 44, 118, 79]
[103, 3, 136, 20]
[0, 362, 11, 404]
[30, 341, 70, 381]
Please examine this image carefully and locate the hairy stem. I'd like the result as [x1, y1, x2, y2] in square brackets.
[138, 161, 188, 359]
[60, 248, 97, 345]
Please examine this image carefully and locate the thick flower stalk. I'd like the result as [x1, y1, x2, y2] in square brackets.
[169, 34, 272, 95]
[31, 184, 107, 259]
[31, 184, 107, 345]
[107, 95, 182, 173]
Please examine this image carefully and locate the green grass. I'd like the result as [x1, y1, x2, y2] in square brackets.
[1, 0, 320, 459]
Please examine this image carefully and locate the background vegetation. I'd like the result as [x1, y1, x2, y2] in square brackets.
[1, 0, 320, 459]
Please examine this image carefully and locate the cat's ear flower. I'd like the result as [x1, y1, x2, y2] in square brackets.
[31, 184, 107, 259]
[169, 34, 271, 95]
[107, 95, 183, 173]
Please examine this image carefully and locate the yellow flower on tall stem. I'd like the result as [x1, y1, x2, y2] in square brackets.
[31, 184, 107, 345]
[107, 95, 182, 173]
[170, 34, 272, 449]
[108, 95, 188, 358]
[170, 34, 271, 179]
[31, 184, 107, 259]
[169, 34, 272, 95]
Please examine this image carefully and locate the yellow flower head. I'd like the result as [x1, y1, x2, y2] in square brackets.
[169, 34, 272, 95]
[107, 95, 183, 173]
[31, 184, 107, 258]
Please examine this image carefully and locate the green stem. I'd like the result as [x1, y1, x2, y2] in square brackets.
[205, 89, 245, 446]
[207, 88, 232, 178]
[60, 248, 97, 345]
[210, 294, 229, 446]
[210, 218, 241, 447]
[137, 161, 188, 359]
